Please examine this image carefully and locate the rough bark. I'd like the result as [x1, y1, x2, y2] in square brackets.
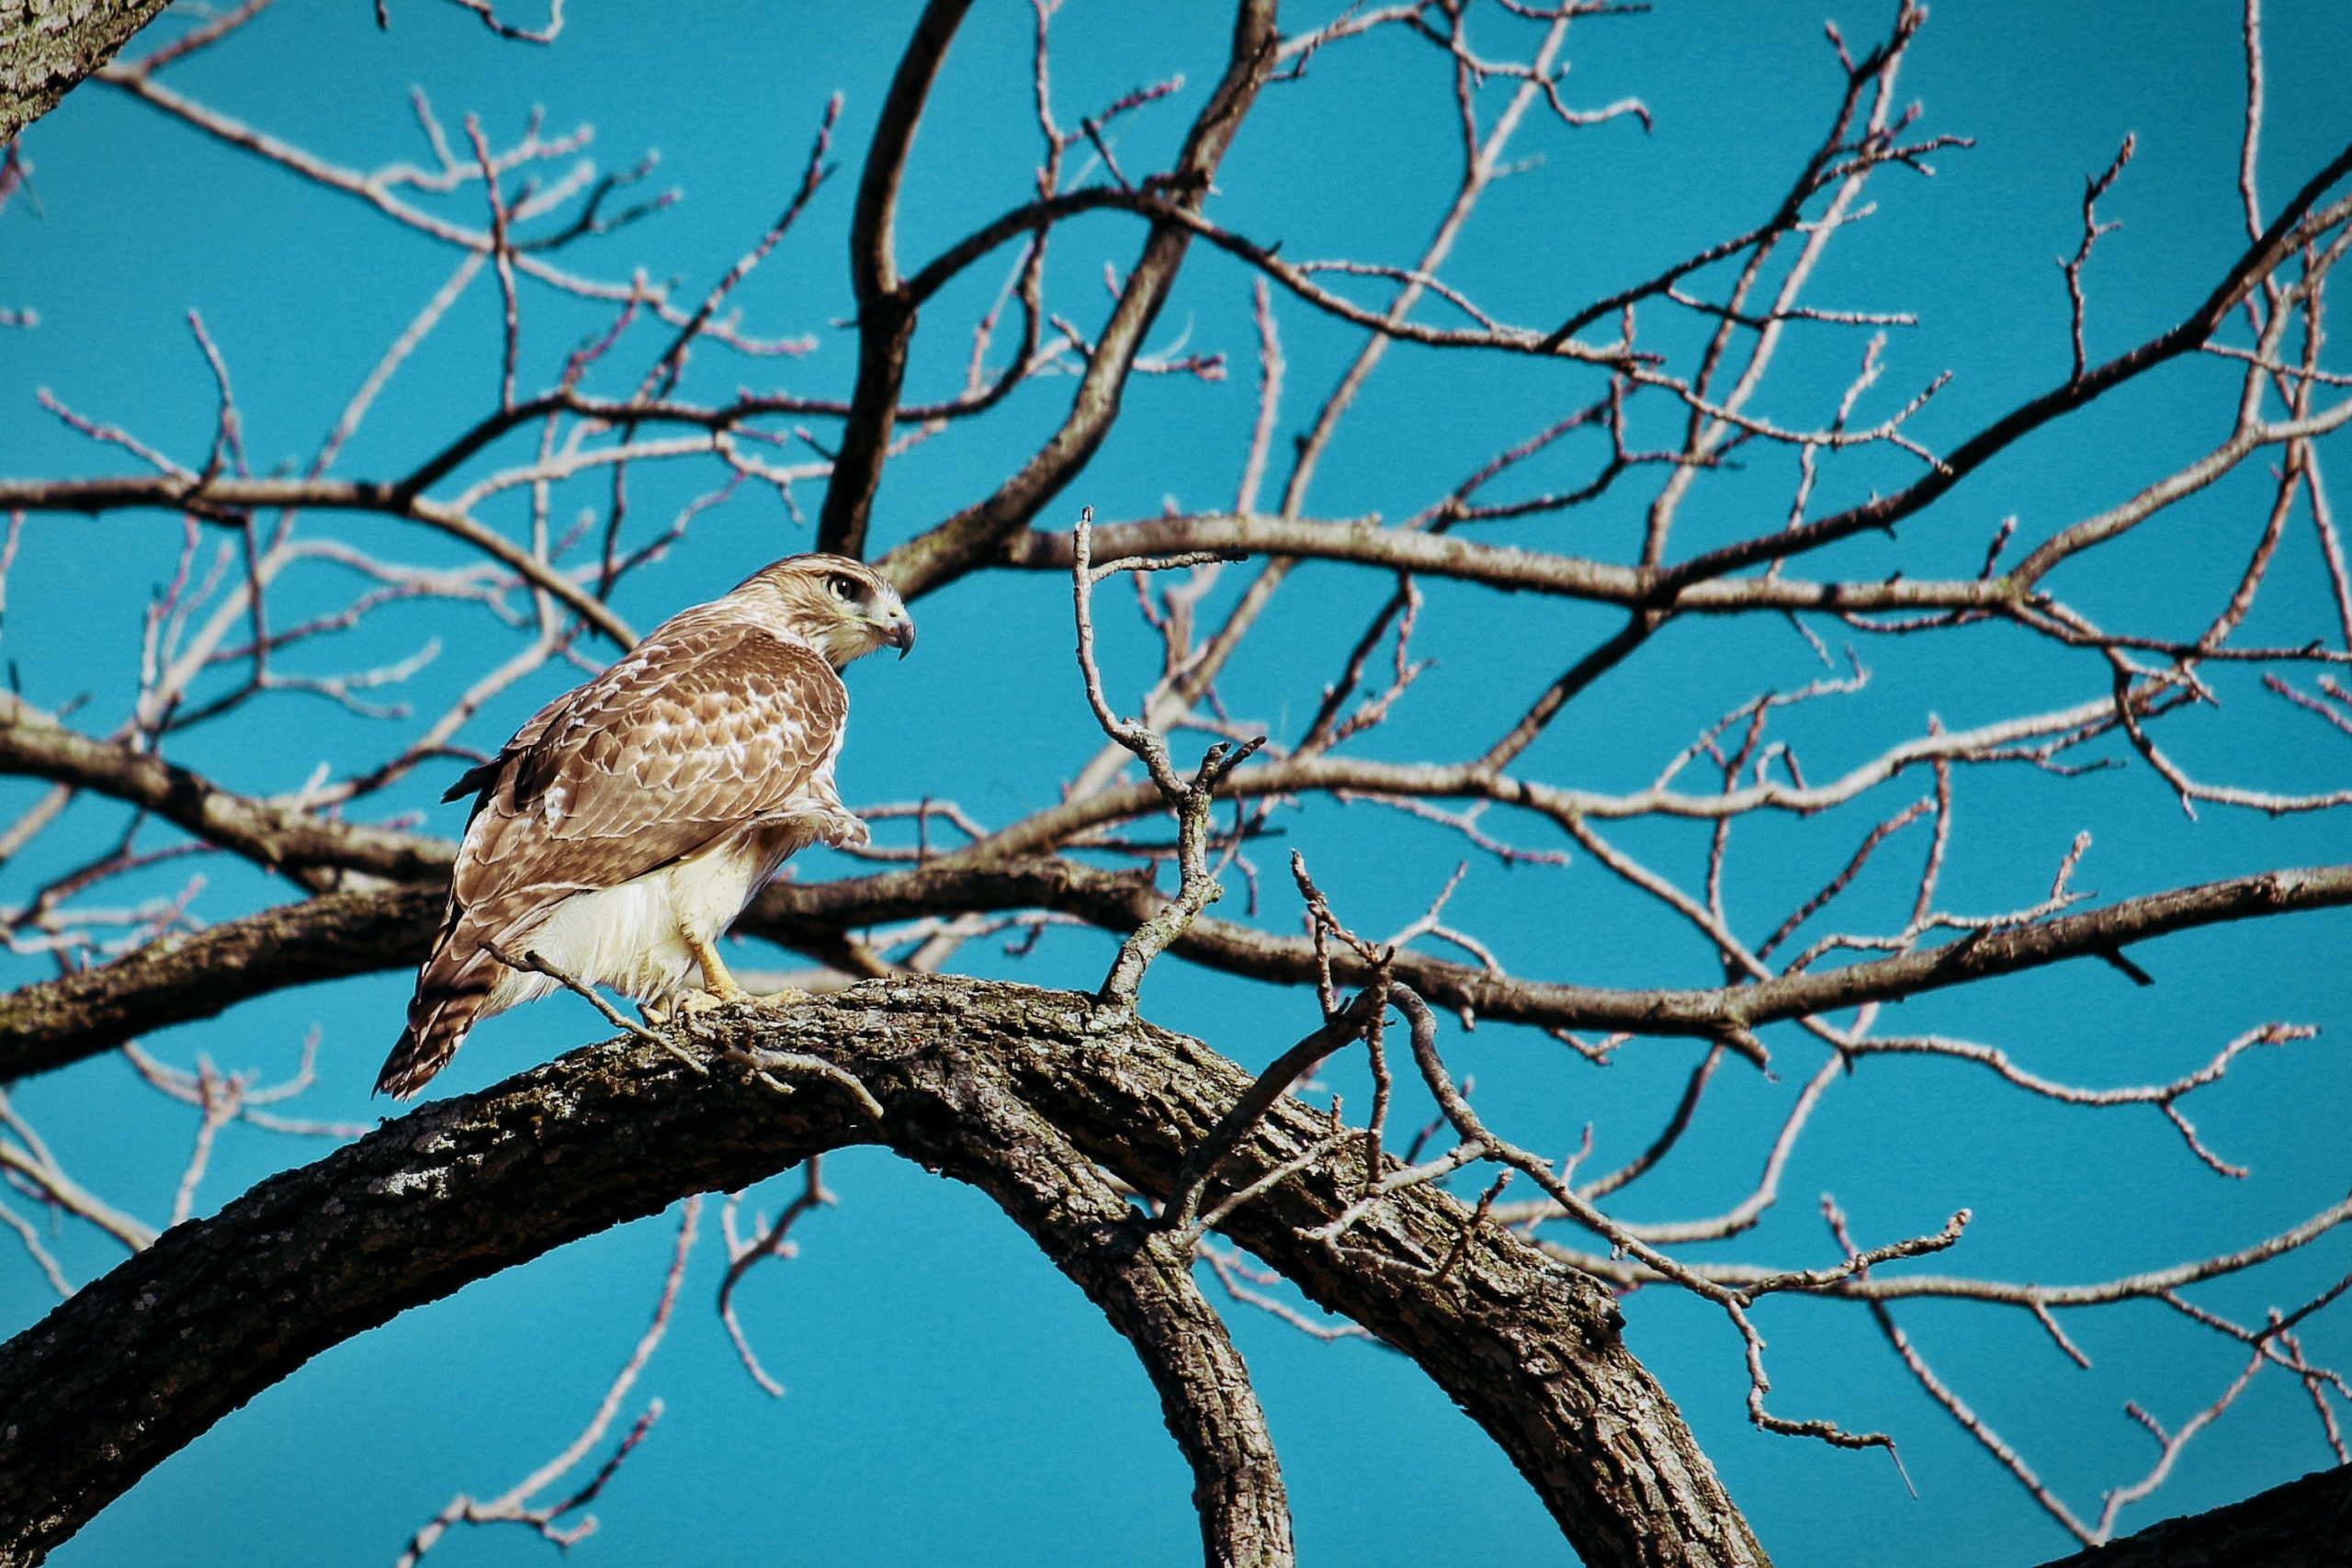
[0, 976, 1765, 1568]
[902, 1037, 1295, 1566]
[0, 0, 171, 145]
[2033, 1461, 2352, 1568]
[978, 985, 1769, 1568]
[0, 885, 442, 1080]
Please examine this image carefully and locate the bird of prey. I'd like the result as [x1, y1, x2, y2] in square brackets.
[375, 553, 915, 1098]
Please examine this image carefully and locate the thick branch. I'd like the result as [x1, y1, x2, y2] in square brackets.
[0, 1014, 843, 1568]
[2031, 1461, 2352, 1568]
[876, 0, 1282, 598]
[0, 0, 172, 143]
[893, 1032, 1293, 1565]
[0, 977, 1765, 1568]
[7, 856, 2350, 1084]
[817, 0, 978, 559]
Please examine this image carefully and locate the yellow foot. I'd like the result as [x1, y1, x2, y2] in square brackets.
[674, 982, 806, 1016]
[673, 986, 741, 1016]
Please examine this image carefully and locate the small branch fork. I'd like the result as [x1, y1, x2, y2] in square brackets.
[1071, 506, 1262, 1010]
[1161, 984, 1387, 1244]
[1139, 825, 2342, 1532]
[2062, 133, 2137, 383]
[1815, 1196, 2342, 1551]
[1232, 863, 1953, 1469]
[396, 1193, 695, 1566]
[717, 1160, 837, 1398]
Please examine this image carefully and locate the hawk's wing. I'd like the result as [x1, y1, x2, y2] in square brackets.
[378, 620, 848, 1100]
[454, 619, 849, 911]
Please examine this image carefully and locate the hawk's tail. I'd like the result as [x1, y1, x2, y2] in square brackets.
[377, 922, 508, 1100]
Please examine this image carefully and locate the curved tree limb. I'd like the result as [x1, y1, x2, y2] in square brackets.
[894, 1028, 1295, 1566]
[2030, 1461, 2352, 1568]
[0, 976, 1766, 1568]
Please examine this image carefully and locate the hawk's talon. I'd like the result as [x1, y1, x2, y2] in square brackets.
[816, 809, 869, 851]
[676, 983, 808, 1017]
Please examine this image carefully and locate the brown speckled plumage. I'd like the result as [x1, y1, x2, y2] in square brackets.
[377, 554, 913, 1097]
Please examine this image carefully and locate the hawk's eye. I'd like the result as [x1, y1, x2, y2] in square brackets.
[827, 575, 859, 604]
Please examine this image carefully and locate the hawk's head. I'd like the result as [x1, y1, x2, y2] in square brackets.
[736, 554, 916, 669]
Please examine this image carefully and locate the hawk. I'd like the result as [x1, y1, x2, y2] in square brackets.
[375, 553, 915, 1098]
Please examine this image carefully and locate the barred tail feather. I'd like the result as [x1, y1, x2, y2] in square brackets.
[377, 926, 507, 1099]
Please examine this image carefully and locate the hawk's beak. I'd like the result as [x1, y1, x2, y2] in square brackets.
[884, 614, 916, 659]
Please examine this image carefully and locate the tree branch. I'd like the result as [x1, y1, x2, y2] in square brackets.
[817, 0, 978, 560]
[2030, 1460, 2352, 1568]
[1654, 147, 2352, 591]
[0, 976, 1765, 1568]
[894, 1027, 1295, 1566]
[0, 477, 637, 648]
[876, 0, 1282, 598]
[0, 0, 173, 144]
[0, 885, 441, 1080]
[6, 854, 2349, 1086]
[0, 694, 453, 888]
[995, 511, 2013, 614]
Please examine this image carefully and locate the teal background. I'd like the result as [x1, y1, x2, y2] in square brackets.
[2, 3, 2347, 1563]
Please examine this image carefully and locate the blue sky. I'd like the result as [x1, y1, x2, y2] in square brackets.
[3, 1, 2349, 1563]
